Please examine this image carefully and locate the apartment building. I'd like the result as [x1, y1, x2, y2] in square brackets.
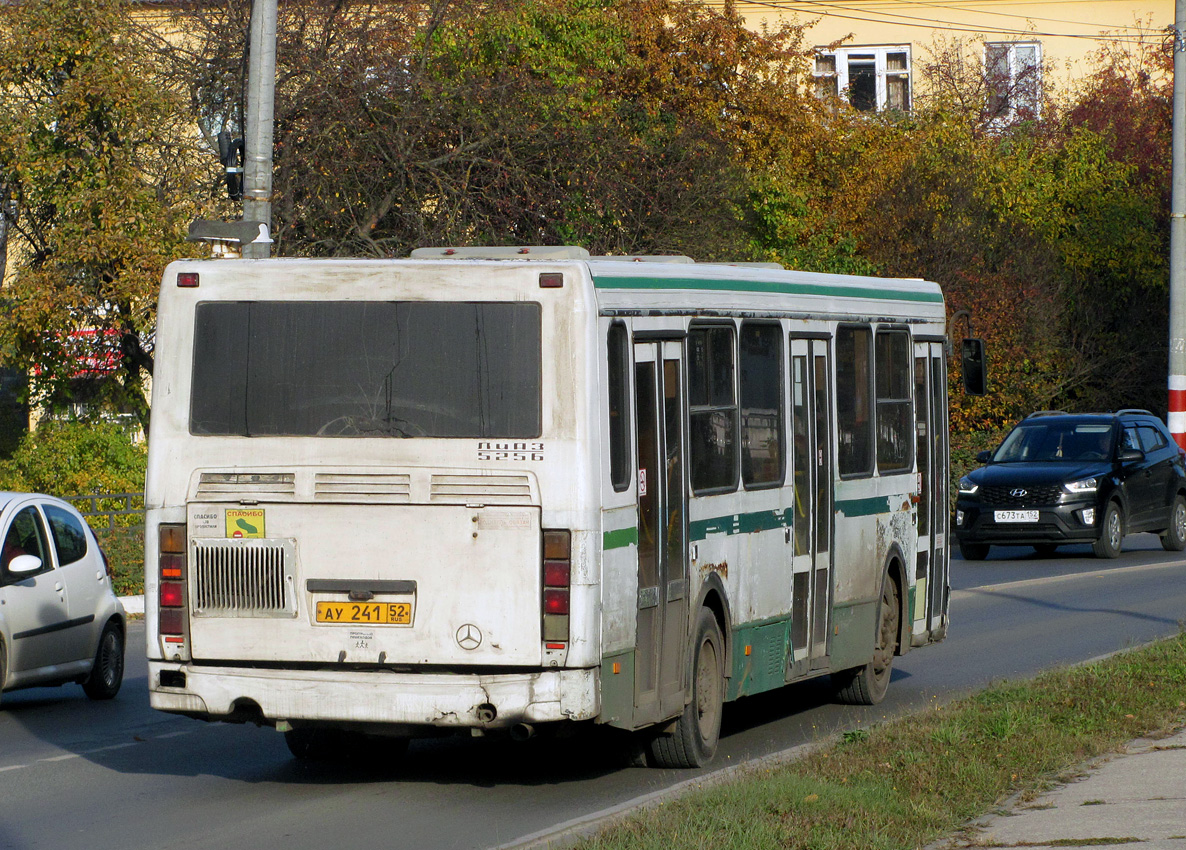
[721, 1, 1170, 117]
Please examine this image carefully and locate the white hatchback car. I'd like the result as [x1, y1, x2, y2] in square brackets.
[0, 492, 126, 704]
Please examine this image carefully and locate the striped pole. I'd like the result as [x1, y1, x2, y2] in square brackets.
[1172, 0, 1186, 448]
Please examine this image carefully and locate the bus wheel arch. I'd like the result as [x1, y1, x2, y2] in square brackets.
[693, 572, 732, 676]
[832, 557, 902, 706]
[648, 606, 725, 768]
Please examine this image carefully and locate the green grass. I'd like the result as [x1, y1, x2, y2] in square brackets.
[576, 634, 1186, 850]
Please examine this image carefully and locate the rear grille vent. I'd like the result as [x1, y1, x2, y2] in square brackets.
[196, 472, 295, 500]
[315, 472, 411, 502]
[192, 539, 297, 618]
[430, 474, 533, 505]
[979, 484, 1064, 507]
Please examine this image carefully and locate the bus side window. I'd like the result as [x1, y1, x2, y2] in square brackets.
[689, 325, 739, 493]
[837, 325, 874, 477]
[607, 323, 631, 492]
[740, 322, 784, 488]
[875, 328, 913, 474]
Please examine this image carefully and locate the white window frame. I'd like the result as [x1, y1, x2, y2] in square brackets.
[984, 41, 1042, 122]
[813, 45, 912, 113]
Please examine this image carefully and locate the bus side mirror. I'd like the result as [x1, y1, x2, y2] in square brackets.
[961, 338, 987, 395]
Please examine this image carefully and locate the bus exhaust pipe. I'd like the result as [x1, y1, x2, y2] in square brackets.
[510, 723, 534, 741]
[476, 703, 497, 724]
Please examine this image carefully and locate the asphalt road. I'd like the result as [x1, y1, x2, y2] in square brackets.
[1, 534, 1183, 850]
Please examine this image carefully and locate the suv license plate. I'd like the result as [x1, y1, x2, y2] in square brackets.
[995, 510, 1039, 523]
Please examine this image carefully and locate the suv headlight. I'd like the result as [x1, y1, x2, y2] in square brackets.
[1064, 477, 1099, 494]
[958, 477, 979, 496]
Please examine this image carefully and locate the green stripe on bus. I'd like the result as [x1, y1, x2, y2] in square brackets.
[603, 526, 638, 550]
[688, 497, 896, 541]
[591, 274, 944, 304]
[689, 509, 789, 541]
[836, 495, 892, 517]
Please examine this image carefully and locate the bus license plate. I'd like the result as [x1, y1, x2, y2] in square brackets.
[316, 601, 413, 625]
[994, 510, 1039, 523]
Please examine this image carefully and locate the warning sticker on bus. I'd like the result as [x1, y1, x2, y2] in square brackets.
[226, 508, 265, 538]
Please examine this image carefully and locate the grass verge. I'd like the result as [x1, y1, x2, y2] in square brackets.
[576, 633, 1186, 850]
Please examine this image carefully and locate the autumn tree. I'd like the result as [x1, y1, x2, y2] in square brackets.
[158, 0, 812, 259]
[0, 0, 209, 428]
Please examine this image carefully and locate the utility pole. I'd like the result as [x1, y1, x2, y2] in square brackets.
[241, 0, 278, 259]
[1171, 0, 1186, 448]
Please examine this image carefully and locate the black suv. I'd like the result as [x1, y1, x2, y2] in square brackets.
[955, 410, 1186, 560]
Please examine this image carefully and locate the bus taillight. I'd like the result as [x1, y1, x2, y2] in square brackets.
[158, 523, 187, 638]
[542, 529, 571, 643]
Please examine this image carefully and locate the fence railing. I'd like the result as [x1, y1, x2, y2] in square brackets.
[70, 492, 145, 532]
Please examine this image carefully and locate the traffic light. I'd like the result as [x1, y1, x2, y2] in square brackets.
[217, 131, 244, 202]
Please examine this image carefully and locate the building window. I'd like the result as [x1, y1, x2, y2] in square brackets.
[813, 46, 911, 113]
[985, 41, 1041, 122]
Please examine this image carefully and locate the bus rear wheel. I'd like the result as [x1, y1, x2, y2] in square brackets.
[833, 572, 899, 706]
[648, 608, 724, 769]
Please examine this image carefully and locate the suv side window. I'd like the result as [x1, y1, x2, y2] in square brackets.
[1, 506, 53, 581]
[43, 504, 89, 566]
[1121, 426, 1141, 453]
[1137, 425, 1168, 454]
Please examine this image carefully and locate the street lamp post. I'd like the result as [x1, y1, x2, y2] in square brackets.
[241, 0, 277, 259]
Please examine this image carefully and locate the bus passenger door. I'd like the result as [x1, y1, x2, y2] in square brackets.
[913, 340, 949, 638]
[787, 337, 834, 680]
[633, 340, 690, 724]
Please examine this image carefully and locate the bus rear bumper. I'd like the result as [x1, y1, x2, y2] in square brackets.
[148, 663, 600, 730]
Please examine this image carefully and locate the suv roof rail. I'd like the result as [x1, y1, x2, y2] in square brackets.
[1117, 408, 1154, 416]
[1024, 410, 1068, 418]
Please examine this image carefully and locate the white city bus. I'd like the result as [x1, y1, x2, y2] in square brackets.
[144, 245, 952, 767]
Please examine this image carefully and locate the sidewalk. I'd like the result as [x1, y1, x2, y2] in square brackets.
[119, 594, 144, 615]
[930, 727, 1186, 849]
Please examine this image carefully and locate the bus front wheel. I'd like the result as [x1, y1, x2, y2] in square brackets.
[833, 572, 899, 706]
[648, 608, 724, 769]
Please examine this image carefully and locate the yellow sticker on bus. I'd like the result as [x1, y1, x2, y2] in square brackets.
[226, 508, 265, 538]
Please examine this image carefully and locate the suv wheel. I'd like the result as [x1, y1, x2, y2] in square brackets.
[1161, 495, 1186, 552]
[1092, 501, 1123, 559]
[959, 541, 990, 561]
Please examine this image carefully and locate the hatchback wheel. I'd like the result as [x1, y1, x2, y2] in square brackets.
[1092, 502, 1123, 559]
[1160, 496, 1186, 552]
[82, 621, 125, 700]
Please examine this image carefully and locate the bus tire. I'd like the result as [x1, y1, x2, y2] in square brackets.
[833, 572, 899, 706]
[648, 608, 724, 769]
[0, 637, 6, 709]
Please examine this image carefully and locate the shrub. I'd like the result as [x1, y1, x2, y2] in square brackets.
[0, 419, 146, 496]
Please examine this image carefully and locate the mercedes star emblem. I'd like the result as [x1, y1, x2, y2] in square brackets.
[456, 623, 482, 650]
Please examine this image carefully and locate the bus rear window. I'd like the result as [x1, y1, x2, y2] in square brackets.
[190, 301, 542, 437]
